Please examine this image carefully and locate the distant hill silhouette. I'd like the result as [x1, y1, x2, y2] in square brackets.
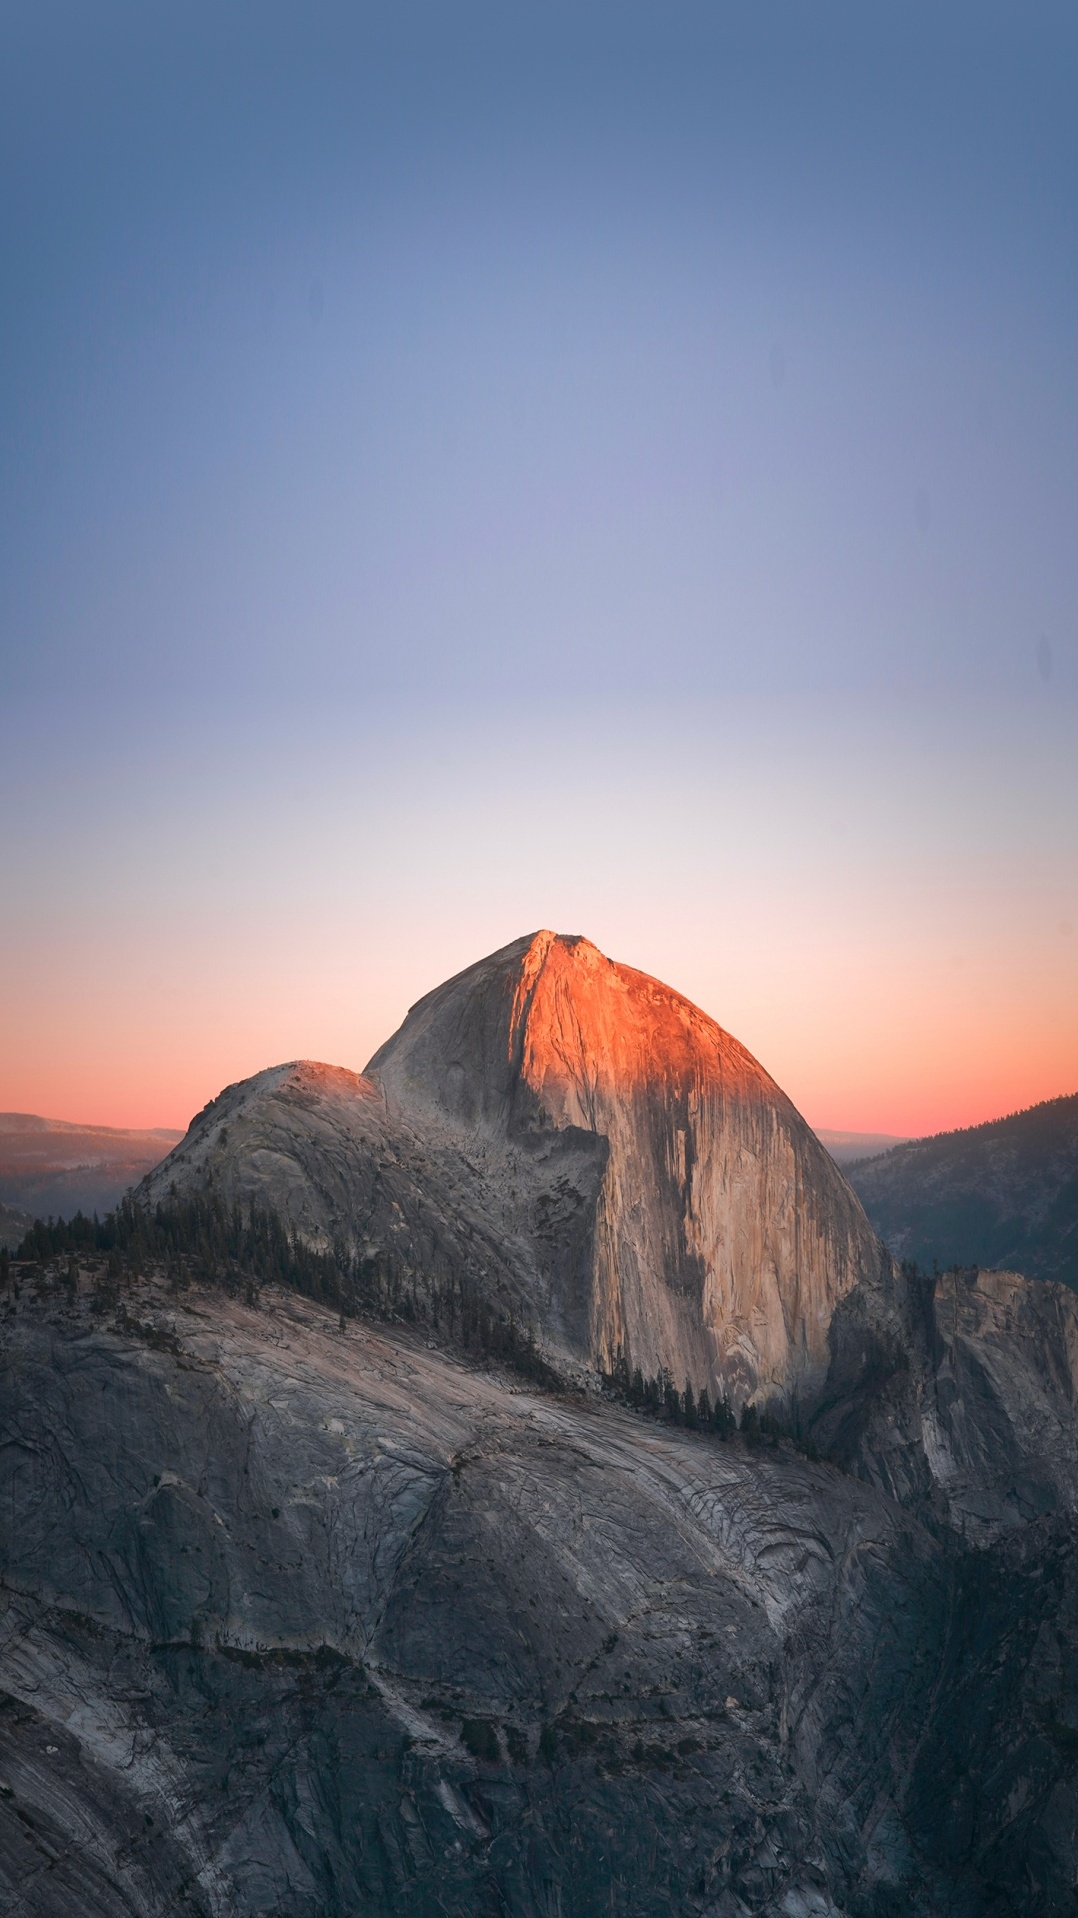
[814, 1127, 908, 1165]
[845, 1092, 1078, 1288]
[0, 1113, 182, 1221]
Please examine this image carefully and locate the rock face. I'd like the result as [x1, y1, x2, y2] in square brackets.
[3, 1277, 1078, 1918]
[6, 932, 1078, 1914]
[816, 1260, 1078, 1538]
[845, 1092, 1078, 1289]
[144, 932, 887, 1411]
[0, 1199, 33, 1252]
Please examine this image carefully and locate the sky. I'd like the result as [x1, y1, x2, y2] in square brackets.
[1, 0, 1076, 1138]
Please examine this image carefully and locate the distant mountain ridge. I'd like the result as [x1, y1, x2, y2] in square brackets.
[0, 1112, 182, 1220]
[814, 1126, 909, 1164]
[845, 1091, 1078, 1288]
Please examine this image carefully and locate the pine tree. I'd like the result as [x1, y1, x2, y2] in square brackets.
[711, 1394, 735, 1438]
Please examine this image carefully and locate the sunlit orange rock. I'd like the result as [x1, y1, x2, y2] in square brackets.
[142, 930, 892, 1413]
[367, 930, 887, 1407]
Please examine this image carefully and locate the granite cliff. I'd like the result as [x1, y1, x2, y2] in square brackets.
[4, 933, 1078, 1915]
[142, 932, 888, 1413]
[3, 1270, 1078, 1917]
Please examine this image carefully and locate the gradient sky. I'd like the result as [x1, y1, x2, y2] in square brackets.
[1, 1, 1076, 1137]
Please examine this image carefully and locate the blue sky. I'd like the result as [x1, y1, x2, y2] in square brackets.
[1, 2, 1075, 1131]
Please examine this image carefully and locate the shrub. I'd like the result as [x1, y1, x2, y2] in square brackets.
[460, 1717, 500, 1763]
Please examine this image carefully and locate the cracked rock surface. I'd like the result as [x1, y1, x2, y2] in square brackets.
[2, 1280, 1078, 1917]
[7, 931, 1078, 1915]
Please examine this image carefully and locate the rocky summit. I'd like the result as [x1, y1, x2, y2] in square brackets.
[142, 931, 887, 1412]
[3, 932, 1078, 1917]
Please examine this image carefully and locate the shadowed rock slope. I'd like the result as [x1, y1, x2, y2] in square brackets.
[143, 932, 888, 1412]
[3, 1276, 1078, 1918]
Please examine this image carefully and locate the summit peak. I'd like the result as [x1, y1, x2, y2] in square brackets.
[362, 930, 882, 1401]
[146, 931, 886, 1410]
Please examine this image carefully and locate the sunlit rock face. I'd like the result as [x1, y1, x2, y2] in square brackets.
[13, 939, 1078, 1916]
[368, 930, 887, 1407]
[143, 932, 888, 1411]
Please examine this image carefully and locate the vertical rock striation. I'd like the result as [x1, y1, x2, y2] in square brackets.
[367, 930, 886, 1406]
[10, 933, 1078, 1914]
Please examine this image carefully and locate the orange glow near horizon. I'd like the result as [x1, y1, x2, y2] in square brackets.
[3, 18, 1076, 1168]
[2, 1050, 1071, 1145]
[1, 923, 1073, 1144]
[1, 703, 1075, 1146]
[1, 1025, 1072, 1142]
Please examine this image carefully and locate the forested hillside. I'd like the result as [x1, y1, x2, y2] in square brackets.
[846, 1092, 1078, 1288]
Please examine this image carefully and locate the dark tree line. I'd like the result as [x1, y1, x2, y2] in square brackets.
[13, 1206, 826, 1435]
[16, 1197, 349, 1305]
[602, 1351, 737, 1434]
[601, 1350, 818, 1454]
[12, 1197, 558, 1389]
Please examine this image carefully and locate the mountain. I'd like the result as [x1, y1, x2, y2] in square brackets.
[0, 1112, 182, 1220]
[814, 1127, 909, 1165]
[134, 932, 1078, 1520]
[142, 930, 887, 1413]
[5, 932, 1078, 1916]
[845, 1092, 1078, 1288]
